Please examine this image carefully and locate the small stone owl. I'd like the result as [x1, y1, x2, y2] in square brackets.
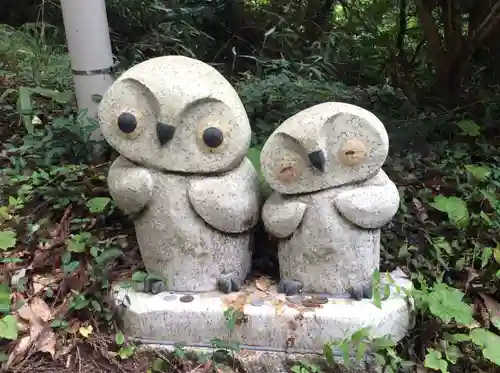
[260, 102, 400, 299]
[99, 56, 260, 294]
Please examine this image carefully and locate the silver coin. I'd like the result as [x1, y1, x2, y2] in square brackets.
[180, 295, 194, 303]
[250, 299, 264, 307]
[163, 294, 177, 302]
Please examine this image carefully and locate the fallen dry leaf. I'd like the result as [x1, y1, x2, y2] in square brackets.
[412, 197, 428, 222]
[32, 274, 59, 294]
[479, 293, 500, 329]
[273, 298, 285, 316]
[5, 335, 32, 369]
[255, 276, 272, 292]
[36, 329, 57, 358]
[17, 296, 52, 323]
[6, 296, 57, 369]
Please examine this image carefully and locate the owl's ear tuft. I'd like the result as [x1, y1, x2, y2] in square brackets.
[119, 77, 162, 117]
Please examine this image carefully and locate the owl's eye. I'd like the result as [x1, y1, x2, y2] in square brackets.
[202, 127, 224, 148]
[117, 112, 137, 134]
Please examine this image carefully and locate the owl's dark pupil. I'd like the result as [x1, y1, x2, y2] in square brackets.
[117, 112, 137, 133]
[202, 127, 224, 148]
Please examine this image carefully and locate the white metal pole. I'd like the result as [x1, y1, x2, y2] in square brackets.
[60, 0, 115, 142]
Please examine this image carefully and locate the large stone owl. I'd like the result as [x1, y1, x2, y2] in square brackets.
[260, 102, 400, 299]
[98, 56, 260, 294]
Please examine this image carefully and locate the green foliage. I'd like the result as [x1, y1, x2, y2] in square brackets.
[86, 197, 112, 214]
[470, 328, 500, 365]
[3, 0, 500, 371]
[0, 315, 19, 341]
[424, 348, 448, 373]
[414, 282, 474, 325]
[430, 196, 469, 228]
[0, 230, 17, 250]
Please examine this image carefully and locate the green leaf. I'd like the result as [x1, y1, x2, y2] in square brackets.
[430, 195, 469, 228]
[494, 248, 500, 264]
[115, 331, 125, 346]
[246, 148, 261, 174]
[445, 345, 461, 364]
[95, 247, 123, 265]
[448, 333, 470, 343]
[86, 197, 111, 213]
[465, 165, 490, 181]
[426, 283, 474, 325]
[424, 348, 448, 373]
[456, 119, 480, 136]
[0, 315, 19, 340]
[67, 239, 86, 253]
[470, 328, 500, 365]
[63, 261, 80, 274]
[350, 327, 370, 342]
[481, 247, 493, 269]
[355, 341, 367, 361]
[118, 345, 136, 359]
[0, 284, 11, 314]
[323, 343, 335, 365]
[132, 271, 148, 282]
[0, 230, 17, 251]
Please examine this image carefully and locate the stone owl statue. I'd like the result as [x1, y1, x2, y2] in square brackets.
[99, 56, 260, 294]
[260, 102, 400, 299]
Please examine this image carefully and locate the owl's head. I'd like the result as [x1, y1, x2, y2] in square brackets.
[98, 56, 251, 173]
[260, 102, 389, 194]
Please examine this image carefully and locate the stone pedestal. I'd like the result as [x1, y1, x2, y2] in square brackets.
[111, 271, 413, 372]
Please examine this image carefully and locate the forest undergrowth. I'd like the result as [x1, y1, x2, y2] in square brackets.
[1, 2, 500, 372]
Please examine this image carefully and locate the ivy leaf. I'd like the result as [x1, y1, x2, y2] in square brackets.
[470, 328, 500, 365]
[456, 119, 480, 136]
[118, 345, 136, 360]
[86, 197, 111, 213]
[445, 345, 461, 364]
[430, 195, 469, 228]
[0, 315, 19, 340]
[464, 165, 490, 181]
[424, 348, 448, 373]
[115, 331, 125, 346]
[0, 230, 17, 251]
[426, 283, 474, 325]
[67, 236, 87, 253]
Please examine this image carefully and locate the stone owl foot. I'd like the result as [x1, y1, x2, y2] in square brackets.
[347, 284, 373, 301]
[217, 272, 241, 294]
[143, 278, 167, 295]
[277, 279, 303, 296]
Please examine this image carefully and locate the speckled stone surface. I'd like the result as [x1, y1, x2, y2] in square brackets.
[260, 102, 389, 195]
[108, 155, 259, 292]
[99, 55, 251, 173]
[111, 271, 413, 357]
[260, 102, 399, 295]
[100, 56, 260, 291]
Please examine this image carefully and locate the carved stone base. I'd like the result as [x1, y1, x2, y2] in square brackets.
[111, 271, 413, 371]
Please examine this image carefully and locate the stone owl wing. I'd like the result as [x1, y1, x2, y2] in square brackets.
[188, 158, 260, 234]
[108, 155, 154, 216]
[334, 169, 400, 229]
[262, 191, 308, 238]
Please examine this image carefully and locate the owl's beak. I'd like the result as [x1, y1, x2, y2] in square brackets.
[156, 122, 176, 146]
[308, 150, 326, 172]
